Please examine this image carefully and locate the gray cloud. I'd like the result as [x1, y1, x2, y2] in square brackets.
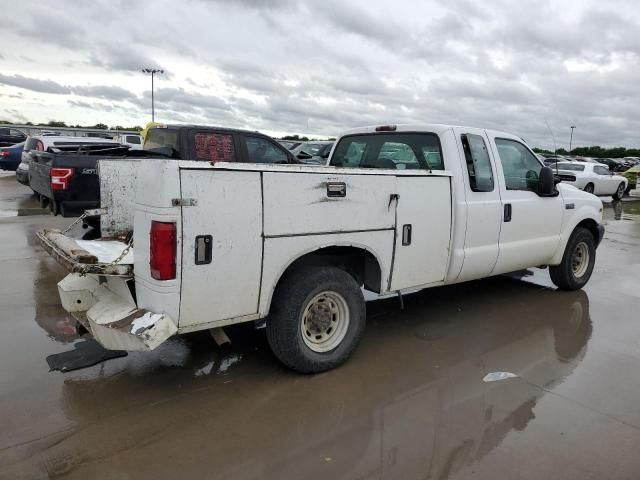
[0, 74, 71, 94]
[2, 0, 640, 147]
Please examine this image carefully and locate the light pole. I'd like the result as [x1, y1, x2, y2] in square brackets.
[142, 68, 164, 122]
[569, 125, 576, 154]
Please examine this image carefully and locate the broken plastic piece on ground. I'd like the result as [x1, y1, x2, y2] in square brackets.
[46, 338, 127, 372]
[483, 371, 518, 382]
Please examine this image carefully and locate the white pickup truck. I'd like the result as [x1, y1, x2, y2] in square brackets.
[38, 124, 605, 373]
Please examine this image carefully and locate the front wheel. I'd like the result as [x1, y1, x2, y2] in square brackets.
[549, 227, 596, 290]
[584, 183, 594, 194]
[612, 182, 625, 200]
[266, 266, 366, 373]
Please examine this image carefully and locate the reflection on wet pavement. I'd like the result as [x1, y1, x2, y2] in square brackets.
[1, 181, 640, 479]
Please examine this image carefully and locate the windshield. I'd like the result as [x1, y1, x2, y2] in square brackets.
[144, 128, 180, 153]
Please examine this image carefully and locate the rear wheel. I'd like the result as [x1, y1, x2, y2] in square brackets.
[266, 266, 366, 373]
[39, 195, 48, 208]
[549, 227, 596, 290]
[584, 183, 594, 194]
[612, 182, 625, 200]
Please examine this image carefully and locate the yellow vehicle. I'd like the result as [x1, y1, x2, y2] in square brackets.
[622, 165, 640, 193]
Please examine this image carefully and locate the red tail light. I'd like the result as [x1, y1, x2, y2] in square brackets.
[51, 168, 74, 190]
[150, 221, 176, 280]
[0, 151, 9, 157]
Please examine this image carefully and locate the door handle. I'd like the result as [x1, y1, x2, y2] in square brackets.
[504, 204, 512, 222]
[326, 182, 346, 197]
[402, 224, 412, 246]
[195, 235, 212, 265]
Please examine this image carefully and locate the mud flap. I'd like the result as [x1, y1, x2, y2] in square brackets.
[58, 273, 177, 351]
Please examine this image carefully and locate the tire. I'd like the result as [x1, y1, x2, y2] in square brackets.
[584, 183, 594, 194]
[39, 195, 49, 208]
[612, 182, 625, 200]
[549, 227, 596, 291]
[266, 266, 366, 373]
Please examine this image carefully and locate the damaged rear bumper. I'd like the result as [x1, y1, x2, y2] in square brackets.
[58, 273, 177, 351]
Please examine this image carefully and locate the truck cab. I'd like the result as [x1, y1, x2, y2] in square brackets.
[38, 124, 604, 373]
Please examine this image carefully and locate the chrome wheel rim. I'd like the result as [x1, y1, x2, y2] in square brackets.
[617, 184, 624, 197]
[571, 242, 590, 278]
[300, 291, 350, 353]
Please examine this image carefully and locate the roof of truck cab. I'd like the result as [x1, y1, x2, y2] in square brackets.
[339, 124, 521, 140]
[155, 124, 271, 136]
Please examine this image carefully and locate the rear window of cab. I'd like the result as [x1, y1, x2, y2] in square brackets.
[329, 133, 444, 170]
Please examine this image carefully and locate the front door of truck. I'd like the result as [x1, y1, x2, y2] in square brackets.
[488, 134, 563, 274]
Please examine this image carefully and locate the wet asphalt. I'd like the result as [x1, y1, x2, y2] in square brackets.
[0, 172, 639, 479]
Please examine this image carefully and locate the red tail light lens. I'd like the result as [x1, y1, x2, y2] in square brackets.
[51, 168, 74, 190]
[150, 221, 176, 280]
[0, 151, 9, 157]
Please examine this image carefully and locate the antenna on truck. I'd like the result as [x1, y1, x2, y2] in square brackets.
[544, 120, 559, 172]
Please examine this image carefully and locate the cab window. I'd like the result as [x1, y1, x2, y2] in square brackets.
[495, 138, 542, 191]
[461, 134, 494, 192]
[244, 136, 289, 164]
[330, 133, 443, 170]
[194, 133, 235, 162]
[144, 128, 180, 156]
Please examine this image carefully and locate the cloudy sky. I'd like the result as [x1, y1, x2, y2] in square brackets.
[0, 0, 639, 148]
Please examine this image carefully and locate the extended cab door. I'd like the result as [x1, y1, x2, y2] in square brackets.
[452, 128, 503, 281]
[488, 134, 563, 274]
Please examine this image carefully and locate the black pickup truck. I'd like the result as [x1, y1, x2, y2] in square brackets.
[29, 125, 299, 218]
[29, 144, 130, 217]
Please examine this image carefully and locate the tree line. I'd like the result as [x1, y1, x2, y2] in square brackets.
[532, 146, 640, 158]
[0, 120, 142, 131]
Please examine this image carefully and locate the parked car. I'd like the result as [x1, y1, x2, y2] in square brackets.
[114, 133, 143, 150]
[0, 127, 26, 147]
[597, 158, 626, 172]
[17, 135, 123, 187]
[0, 142, 25, 171]
[621, 165, 640, 193]
[553, 161, 627, 199]
[290, 141, 334, 164]
[38, 123, 604, 373]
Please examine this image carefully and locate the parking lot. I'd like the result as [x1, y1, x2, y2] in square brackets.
[0, 172, 639, 479]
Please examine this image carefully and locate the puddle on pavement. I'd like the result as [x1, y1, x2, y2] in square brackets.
[0, 275, 597, 479]
[604, 198, 640, 221]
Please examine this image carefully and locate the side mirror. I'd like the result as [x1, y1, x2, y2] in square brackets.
[321, 150, 331, 159]
[537, 166, 558, 197]
[297, 151, 312, 160]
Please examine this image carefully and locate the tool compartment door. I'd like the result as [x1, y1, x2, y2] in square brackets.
[179, 169, 262, 327]
[262, 171, 397, 236]
[390, 175, 452, 290]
